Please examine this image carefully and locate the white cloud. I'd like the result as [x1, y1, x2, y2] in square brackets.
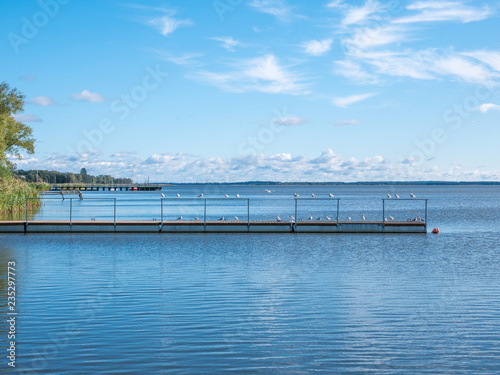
[302, 39, 333, 56]
[29, 96, 56, 106]
[335, 119, 361, 126]
[477, 103, 500, 113]
[432, 55, 496, 84]
[193, 54, 310, 95]
[248, 0, 295, 21]
[273, 116, 306, 125]
[334, 60, 376, 83]
[151, 49, 203, 65]
[345, 25, 406, 49]
[462, 50, 500, 72]
[394, 1, 491, 24]
[326, 0, 345, 9]
[342, 0, 386, 26]
[333, 93, 376, 108]
[148, 15, 192, 36]
[210, 36, 241, 51]
[71, 90, 105, 103]
[13, 113, 42, 122]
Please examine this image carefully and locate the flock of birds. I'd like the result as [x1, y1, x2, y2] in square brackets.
[163, 190, 420, 222]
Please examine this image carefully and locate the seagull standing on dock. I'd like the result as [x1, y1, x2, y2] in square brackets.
[389, 216, 394, 221]
[348, 217, 351, 221]
[387, 194, 392, 199]
[235, 194, 239, 198]
[225, 194, 229, 198]
[312, 193, 316, 198]
[197, 194, 203, 198]
[218, 216, 224, 221]
[395, 194, 399, 199]
[234, 216, 239, 221]
[326, 216, 331, 221]
[290, 216, 295, 222]
[329, 193, 334, 198]
[195, 217, 200, 221]
[265, 189, 271, 193]
[294, 193, 301, 198]
[161, 193, 166, 198]
[175, 193, 179, 198]
[176, 216, 182, 220]
[277, 215, 282, 221]
[308, 215, 313, 221]
[410, 193, 416, 198]
[362, 215, 366, 221]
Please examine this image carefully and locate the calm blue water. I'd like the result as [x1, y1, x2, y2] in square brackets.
[1, 185, 499, 374]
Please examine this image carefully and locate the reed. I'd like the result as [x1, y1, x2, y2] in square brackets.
[0, 167, 49, 213]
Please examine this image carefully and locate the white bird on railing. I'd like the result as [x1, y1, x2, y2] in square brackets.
[175, 193, 179, 198]
[290, 216, 295, 221]
[176, 216, 182, 220]
[348, 217, 351, 221]
[277, 215, 282, 221]
[161, 193, 166, 198]
[235, 194, 240, 198]
[197, 194, 203, 198]
[395, 194, 399, 199]
[389, 216, 394, 221]
[265, 189, 271, 193]
[312, 193, 316, 198]
[294, 193, 301, 198]
[225, 194, 229, 198]
[362, 215, 366, 221]
[329, 193, 334, 198]
[308, 215, 313, 221]
[194, 217, 200, 221]
[410, 193, 416, 198]
[234, 216, 239, 221]
[387, 194, 392, 199]
[326, 216, 331, 221]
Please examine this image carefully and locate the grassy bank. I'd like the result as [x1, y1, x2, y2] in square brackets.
[0, 167, 49, 213]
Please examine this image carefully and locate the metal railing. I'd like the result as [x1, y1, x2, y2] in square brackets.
[382, 198, 428, 228]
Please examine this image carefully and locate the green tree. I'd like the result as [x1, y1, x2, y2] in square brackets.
[0, 82, 35, 168]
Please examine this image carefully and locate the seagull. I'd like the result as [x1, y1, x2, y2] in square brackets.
[384, 218, 388, 222]
[362, 215, 366, 221]
[294, 193, 301, 198]
[175, 193, 179, 198]
[234, 216, 239, 221]
[389, 216, 394, 221]
[290, 216, 295, 221]
[224, 194, 229, 198]
[277, 215, 282, 221]
[218, 216, 225, 221]
[326, 216, 331, 221]
[161, 193, 166, 198]
[410, 193, 416, 198]
[265, 189, 271, 193]
[395, 194, 400, 199]
[235, 194, 240, 198]
[194, 217, 200, 221]
[316, 217, 322, 221]
[348, 217, 351, 221]
[176, 216, 182, 220]
[329, 193, 334, 198]
[387, 194, 392, 199]
[197, 194, 203, 198]
[312, 193, 316, 198]
[308, 216, 313, 221]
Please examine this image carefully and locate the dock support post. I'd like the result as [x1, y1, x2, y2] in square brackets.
[70, 198, 72, 227]
[114, 198, 117, 227]
[382, 199, 385, 228]
[247, 199, 250, 227]
[337, 199, 340, 226]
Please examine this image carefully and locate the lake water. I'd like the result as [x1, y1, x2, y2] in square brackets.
[1, 185, 499, 374]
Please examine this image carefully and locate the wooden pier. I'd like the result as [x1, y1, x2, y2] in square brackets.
[50, 184, 162, 192]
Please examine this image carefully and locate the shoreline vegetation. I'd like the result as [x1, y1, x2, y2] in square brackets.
[0, 167, 49, 213]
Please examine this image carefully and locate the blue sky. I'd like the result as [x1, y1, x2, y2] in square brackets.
[2, 0, 500, 182]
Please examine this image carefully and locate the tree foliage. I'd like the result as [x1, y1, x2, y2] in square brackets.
[0, 82, 35, 167]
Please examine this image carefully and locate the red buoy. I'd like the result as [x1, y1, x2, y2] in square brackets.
[432, 228, 440, 234]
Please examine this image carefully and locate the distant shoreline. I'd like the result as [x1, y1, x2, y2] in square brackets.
[155, 181, 500, 186]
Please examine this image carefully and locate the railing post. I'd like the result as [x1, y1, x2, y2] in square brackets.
[247, 199, 250, 226]
[114, 198, 117, 226]
[425, 199, 428, 230]
[295, 199, 298, 223]
[204, 199, 207, 227]
[382, 199, 385, 227]
[337, 199, 340, 226]
[70, 198, 72, 226]
[161, 198, 163, 223]
[25, 198, 29, 226]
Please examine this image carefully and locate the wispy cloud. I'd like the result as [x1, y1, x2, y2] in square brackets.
[273, 116, 307, 125]
[335, 119, 361, 126]
[333, 93, 376, 108]
[302, 39, 333, 56]
[345, 25, 406, 49]
[14, 113, 42, 122]
[394, 1, 492, 24]
[209, 36, 241, 51]
[193, 54, 310, 95]
[71, 90, 105, 103]
[248, 0, 295, 21]
[29, 96, 57, 107]
[148, 10, 192, 36]
[462, 50, 500, 72]
[477, 103, 500, 113]
[342, 0, 386, 26]
[151, 49, 203, 66]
